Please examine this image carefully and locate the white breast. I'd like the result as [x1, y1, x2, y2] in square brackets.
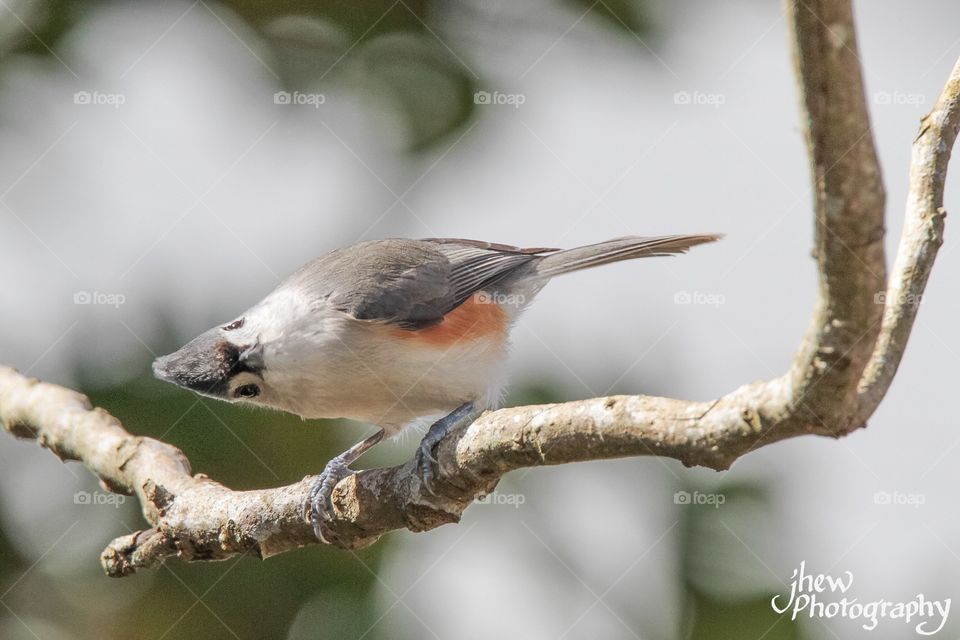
[261, 305, 512, 435]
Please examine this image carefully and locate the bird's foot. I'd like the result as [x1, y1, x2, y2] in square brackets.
[415, 402, 475, 495]
[309, 458, 354, 544]
[307, 429, 384, 543]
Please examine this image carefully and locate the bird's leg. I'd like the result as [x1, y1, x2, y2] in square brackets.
[309, 428, 384, 543]
[415, 402, 476, 495]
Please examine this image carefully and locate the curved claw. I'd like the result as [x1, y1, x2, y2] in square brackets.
[414, 402, 475, 496]
[309, 460, 352, 543]
[415, 442, 438, 495]
[305, 428, 386, 543]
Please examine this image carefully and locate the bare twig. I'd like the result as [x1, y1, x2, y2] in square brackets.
[856, 58, 960, 419]
[1, 1, 957, 577]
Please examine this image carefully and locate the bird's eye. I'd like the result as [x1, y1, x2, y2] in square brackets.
[223, 318, 244, 331]
[235, 383, 260, 398]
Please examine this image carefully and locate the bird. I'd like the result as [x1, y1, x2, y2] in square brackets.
[152, 234, 721, 541]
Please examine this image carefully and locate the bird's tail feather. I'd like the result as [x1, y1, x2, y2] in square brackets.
[533, 234, 722, 279]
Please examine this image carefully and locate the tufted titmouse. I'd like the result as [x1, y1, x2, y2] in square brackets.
[153, 234, 721, 540]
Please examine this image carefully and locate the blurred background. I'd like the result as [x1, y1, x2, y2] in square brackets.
[1, 0, 958, 638]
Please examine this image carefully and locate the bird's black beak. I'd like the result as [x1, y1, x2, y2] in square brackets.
[153, 328, 236, 398]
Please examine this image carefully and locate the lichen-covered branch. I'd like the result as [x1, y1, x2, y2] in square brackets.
[1, 1, 958, 577]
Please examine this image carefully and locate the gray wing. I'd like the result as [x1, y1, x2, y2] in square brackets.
[281, 238, 558, 330]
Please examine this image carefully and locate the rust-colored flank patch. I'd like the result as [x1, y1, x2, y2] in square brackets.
[389, 293, 508, 346]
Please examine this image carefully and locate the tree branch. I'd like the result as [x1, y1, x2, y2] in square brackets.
[786, 0, 886, 432]
[1, 1, 958, 577]
[855, 57, 960, 420]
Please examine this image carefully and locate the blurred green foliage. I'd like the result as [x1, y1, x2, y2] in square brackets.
[1, 0, 656, 151]
[677, 482, 801, 640]
[569, 0, 652, 34]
